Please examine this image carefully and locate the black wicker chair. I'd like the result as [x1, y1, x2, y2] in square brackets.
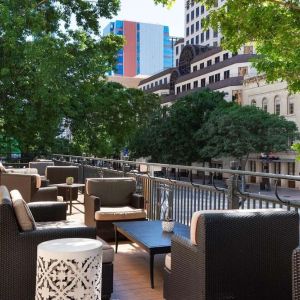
[0, 185, 113, 300]
[164, 209, 299, 300]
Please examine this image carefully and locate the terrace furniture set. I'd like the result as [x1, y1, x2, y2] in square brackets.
[1, 160, 300, 299]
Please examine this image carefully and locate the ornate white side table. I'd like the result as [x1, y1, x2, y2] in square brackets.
[36, 238, 103, 300]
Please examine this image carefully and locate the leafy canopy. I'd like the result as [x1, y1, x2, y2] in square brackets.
[154, 0, 300, 92]
[197, 104, 299, 168]
[0, 0, 123, 154]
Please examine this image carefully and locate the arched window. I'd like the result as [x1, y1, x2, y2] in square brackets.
[251, 99, 256, 106]
[288, 95, 295, 115]
[262, 98, 268, 112]
[274, 95, 280, 115]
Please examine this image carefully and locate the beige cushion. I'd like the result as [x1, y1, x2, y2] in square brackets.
[0, 162, 7, 173]
[10, 190, 36, 231]
[190, 211, 202, 245]
[165, 253, 171, 270]
[95, 206, 146, 221]
[7, 168, 38, 175]
[96, 236, 114, 263]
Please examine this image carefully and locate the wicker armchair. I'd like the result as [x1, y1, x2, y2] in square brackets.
[0, 185, 113, 300]
[164, 209, 299, 300]
[84, 177, 146, 241]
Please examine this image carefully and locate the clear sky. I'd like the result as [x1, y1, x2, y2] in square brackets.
[99, 0, 185, 37]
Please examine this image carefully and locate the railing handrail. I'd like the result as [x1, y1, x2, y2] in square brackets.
[52, 154, 300, 182]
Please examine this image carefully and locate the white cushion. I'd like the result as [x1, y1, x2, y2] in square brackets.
[165, 253, 171, 270]
[190, 211, 202, 245]
[95, 206, 146, 221]
[10, 190, 36, 231]
[0, 162, 7, 173]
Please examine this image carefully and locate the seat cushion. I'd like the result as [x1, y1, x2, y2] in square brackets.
[10, 189, 36, 231]
[96, 236, 114, 263]
[165, 253, 171, 270]
[35, 219, 86, 230]
[95, 206, 147, 221]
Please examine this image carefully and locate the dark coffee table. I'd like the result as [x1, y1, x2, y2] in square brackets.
[113, 220, 189, 288]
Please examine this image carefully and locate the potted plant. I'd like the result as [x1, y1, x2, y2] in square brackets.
[159, 185, 175, 232]
[66, 176, 74, 185]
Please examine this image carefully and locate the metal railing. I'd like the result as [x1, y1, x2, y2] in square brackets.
[52, 154, 300, 226]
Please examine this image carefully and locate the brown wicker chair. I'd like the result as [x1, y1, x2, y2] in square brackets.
[0, 173, 57, 203]
[0, 185, 113, 300]
[164, 209, 299, 300]
[84, 177, 146, 241]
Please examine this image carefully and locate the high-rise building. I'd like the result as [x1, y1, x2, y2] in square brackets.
[103, 20, 180, 77]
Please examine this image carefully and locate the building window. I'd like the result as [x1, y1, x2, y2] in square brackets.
[186, 27, 189, 36]
[262, 98, 268, 112]
[195, 35, 199, 44]
[201, 5, 205, 14]
[209, 75, 214, 84]
[187, 83, 191, 90]
[213, 41, 218, 47]
[182, 84, 186, 92]
[151, 83, 154, 88]
[214, 0, 218, 7]
[196, 6, 199, 17]
[176, 46, 179, 55]
[159, 79, 162, 85]
[215, 56, 220, 63]
[191, 24, 194, 34]
[191, 10, 194, 20]
[288, 95, 295, 114]
[200, 78, 206, 87]
[164, 78, 167, 84]
[176, 58, 179, 66]
[213, 30, 218, 38]
[244, 45, 254, 54]
[193, 65, 197, 72]
[288, 162, 295, 175]
[191, 37, 194, 44]
[186, 40, 189, 45]
[155, 81, 158, 86]
[238, 66, 248, 76]
[224, 70, 230, 79]
[200, 62, 204, 69]
[193, 81, 198, 88]
[186, 13, 189, 23]
[215, 73, 220, 82]
[274, 96, 281, 115]
[207, 60, 212, 67]
[206, 29, 210, 40]
[274, 162, 281, 174]
[251, 99, 256, 106]
[223, 53, 229, 60]
[200, 32, 204, 43]
[196, 21, 199, 31]
[176, 86, 180, 94]
[249, 161, 256, 172]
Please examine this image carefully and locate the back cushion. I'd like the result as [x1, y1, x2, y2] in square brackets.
[10, 190, 36, 231]
[46, 166, 79, 184]
[190, 211, 202, 245]
[86, 178, 136, 206]
[29, 161, 54, 176]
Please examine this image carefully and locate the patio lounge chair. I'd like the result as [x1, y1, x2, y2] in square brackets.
[164, 209, 299, 300]
[0, 185, 114, 300]
[84, 177, 146, 241]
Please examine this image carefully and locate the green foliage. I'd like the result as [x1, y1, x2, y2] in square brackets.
[0, 0, 123, 155]
[129, 89, 227, 164]
[197, 104, 299, 168]
[154, 0, 300, 92]
[291, 143, 300, 161]
[69, 82, 160, 157]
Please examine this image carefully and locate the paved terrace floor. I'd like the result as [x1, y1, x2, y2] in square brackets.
[69, 194, 164, 300]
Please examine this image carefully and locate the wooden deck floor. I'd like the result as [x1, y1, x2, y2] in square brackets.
[69, 196, 164, 300]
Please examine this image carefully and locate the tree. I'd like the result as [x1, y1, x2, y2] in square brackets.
[0, 0, 123, 155]
[129, 89, 227, 164]
[154, 0, 300, 92]
[69, 82, 160, 157]
[197, 104, 299, 169]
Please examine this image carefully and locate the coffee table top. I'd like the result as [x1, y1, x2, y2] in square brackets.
[54, 183, 85, 188]
[113, 220, 189, 253]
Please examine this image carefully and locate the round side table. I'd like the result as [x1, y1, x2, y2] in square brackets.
[36, 238, 103, 300]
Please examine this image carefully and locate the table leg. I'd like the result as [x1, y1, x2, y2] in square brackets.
[115, 227, 119, 253]
[150, 253, 154, 289]
[69, 188, 72, 215]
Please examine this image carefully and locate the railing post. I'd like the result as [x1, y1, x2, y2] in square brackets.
[227, 175, 239, 209]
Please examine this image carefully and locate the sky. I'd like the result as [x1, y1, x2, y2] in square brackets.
[99, 0, 185, 37]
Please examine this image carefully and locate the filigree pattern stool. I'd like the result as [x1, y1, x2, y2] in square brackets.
[36, 238, 103, 300]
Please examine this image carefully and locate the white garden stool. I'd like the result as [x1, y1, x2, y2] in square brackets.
[36, 238, 103, 300]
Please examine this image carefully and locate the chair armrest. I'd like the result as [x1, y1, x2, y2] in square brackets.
[131, 193, 144, 209]
[84, 194, 100, 227]
[28, 202, 67, 222]
[31, 186, 58, 202]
